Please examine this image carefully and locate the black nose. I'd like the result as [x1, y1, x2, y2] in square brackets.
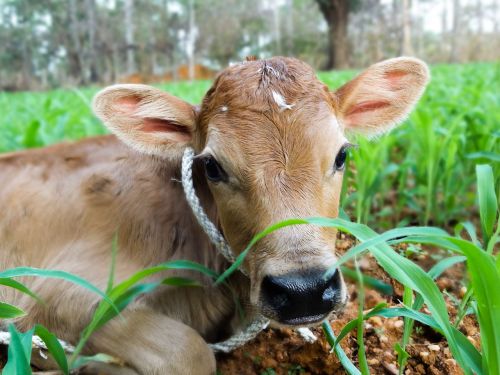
[260, 268, 343, 325]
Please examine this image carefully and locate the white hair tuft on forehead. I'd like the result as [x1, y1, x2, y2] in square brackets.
[271, 90, 294, 111]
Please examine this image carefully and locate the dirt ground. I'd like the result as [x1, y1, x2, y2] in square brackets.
[216, 234, 478, 375]
[0, 235, 477, 374]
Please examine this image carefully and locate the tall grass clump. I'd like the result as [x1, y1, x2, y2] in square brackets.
[215, 163, 498, 374]
[0, 81, 211, 153]
[0, 248, 218, 374]
[338, 63, 500, 228]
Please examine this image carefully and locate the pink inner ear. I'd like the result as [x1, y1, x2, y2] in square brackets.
[141, 118, 191, 141]
[116, 96, 140, 114]
[346, 100, 390, 116]
[384, 70, 408, 90]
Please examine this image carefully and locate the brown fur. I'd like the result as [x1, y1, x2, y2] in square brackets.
[0, 56, 429, 374]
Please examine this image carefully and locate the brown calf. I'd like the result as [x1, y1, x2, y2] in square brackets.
[0, 57, 429, 374]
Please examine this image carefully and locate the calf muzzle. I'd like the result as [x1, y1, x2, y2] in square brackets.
[260, 268, 343, 325]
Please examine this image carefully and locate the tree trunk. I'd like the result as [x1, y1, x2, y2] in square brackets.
[68, 0, 85, 82]
[476, 0, 483, 35]
[20, 36, 32, 90]
[317, 0, 350, 70]
[161, 0, 170, 73]
[332, 4, 349, 69]
[473, 0, 483, 58]
[272, 2, 282, 55]
[112, 43, 120, 82]
[285, 0, 294, 55]
[441, 0, 447, 35]
[392, 0, 399, 56]
[187, 0, 196, 81]
[449, 0, 460, 62]
[125, 0, 136, 75]
[375, 0, 384, 62]
[400, 0, 413, 56]
[414, 0, 423, 57]
[494, 0, 499, 34]
[85, 0, 99, 82]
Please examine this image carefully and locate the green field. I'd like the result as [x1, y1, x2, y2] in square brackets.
[1, 63, 498, 229]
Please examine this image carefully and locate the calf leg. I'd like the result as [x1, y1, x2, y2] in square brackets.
[86, 306, 216, 375]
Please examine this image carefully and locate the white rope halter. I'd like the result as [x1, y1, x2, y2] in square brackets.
[181, 147, 316, 353]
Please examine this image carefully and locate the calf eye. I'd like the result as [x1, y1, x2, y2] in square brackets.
[334, 145, 350, 172]
[203, 156, 227, 183]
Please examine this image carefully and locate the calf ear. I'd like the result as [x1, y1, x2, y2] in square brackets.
[92, 84, 197, 158]
[334, 57, 429, 136]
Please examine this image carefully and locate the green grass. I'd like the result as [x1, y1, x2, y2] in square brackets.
[1, 63, 498, 228]
[0, 81, 212, 153]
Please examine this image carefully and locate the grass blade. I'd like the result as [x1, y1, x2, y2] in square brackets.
[0, 302, 26, 319]
[476, 164, 498, 245]
[106, 234, 118, 294]
[71, 353, 124, 371]
[3, 324, 33, 375]
[0, 278, 41, 302]
[216, 219, 308, 284]
[212, 217, 480, 373]
[340, 267, 393, 295]
[0, 267, 114, 307]
[448, 238, 500, 374]
[34, 324, 69, 375]
[70, 259, 215, 366]
[322, 321, 361, 375]
[333, 303, 388, 346]
[398, 286, 413, 374]
[354, 259, 369, 375]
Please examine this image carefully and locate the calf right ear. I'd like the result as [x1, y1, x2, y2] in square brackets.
[333, 57, 429, 137]
[92, 84, 197, 158]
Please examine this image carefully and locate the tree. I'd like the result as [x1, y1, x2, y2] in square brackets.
[125, 0, 136, 75]
[400, 0, 414, 56]
[187, 0, 196, 80]
[68, 0, 85, 82]
[0, 0, 498, 90]
[449, 0, 461, 62]
[315, 0, 354, 69]
[85, 0, 99, 82]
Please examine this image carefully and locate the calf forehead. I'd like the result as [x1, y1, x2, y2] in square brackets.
[199, 57, 334, 130]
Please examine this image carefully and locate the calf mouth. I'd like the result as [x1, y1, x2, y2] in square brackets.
[260, 296, 347, 327]
[272, 312, 331, 327]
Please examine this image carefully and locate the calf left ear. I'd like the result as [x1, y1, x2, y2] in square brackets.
[334, 57, 430, 136]
[92, 84, 197, 158]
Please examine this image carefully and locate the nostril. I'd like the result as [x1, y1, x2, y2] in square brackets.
[262, 275, 291, 309]
[322, 269, 341, 304]
[322, 286, 336, 302]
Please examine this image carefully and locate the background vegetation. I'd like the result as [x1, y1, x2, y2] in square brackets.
[0, 0, 498, 91]
[1, 62, 498, 229]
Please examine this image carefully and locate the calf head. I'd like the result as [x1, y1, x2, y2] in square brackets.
[93, 57, 429, 326]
